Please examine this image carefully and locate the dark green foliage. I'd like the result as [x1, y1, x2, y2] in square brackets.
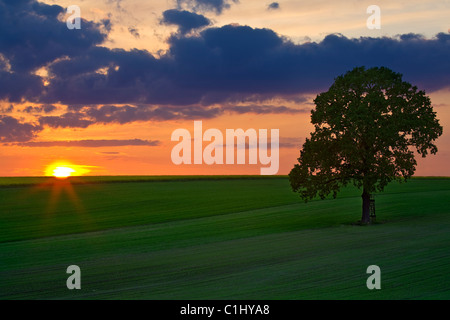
[289, 67, 443, 221]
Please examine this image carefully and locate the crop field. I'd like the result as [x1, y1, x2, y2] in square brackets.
[0, 176, 449, 299]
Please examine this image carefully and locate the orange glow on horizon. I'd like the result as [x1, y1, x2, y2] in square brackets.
[45, 161, 92, 178]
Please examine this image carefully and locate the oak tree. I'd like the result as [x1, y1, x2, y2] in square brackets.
[289, 66, 443, 223]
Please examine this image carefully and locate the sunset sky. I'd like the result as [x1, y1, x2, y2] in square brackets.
[1, 0, 449, 176]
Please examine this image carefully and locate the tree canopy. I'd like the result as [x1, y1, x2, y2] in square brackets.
[289, 66, 443, 223]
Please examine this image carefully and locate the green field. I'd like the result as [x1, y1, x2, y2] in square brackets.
[0, 176, 449, 299]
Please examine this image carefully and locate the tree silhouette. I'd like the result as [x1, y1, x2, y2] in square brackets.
[289, 66, 443, 223]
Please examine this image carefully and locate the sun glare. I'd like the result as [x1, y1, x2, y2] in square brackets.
[52, 166, 76, 178]
[45, 161, 91, 178]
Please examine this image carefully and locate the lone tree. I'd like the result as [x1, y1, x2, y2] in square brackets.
[289, 66, 443, 224]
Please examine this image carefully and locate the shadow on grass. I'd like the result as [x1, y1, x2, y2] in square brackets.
[348, 219, 388, 226]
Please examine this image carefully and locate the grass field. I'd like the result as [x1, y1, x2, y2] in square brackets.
[1, 176, 449, 299]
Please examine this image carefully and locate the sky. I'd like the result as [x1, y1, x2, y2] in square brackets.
[0, 0, 449, 176]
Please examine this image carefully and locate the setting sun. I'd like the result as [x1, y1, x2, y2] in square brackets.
[52, 166, 76, 178]
[45, 162, 93, 178]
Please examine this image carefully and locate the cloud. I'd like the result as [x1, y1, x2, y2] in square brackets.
[101, 19, 113, 33]
[22, 105, 57, 114]
[40, 26, 450, 108]
[0, 0, 107, 103]
[176, 0, 238, 14]
[32, 105, 223, 131]
[39, 112, 94, 128]
[163, 28, 450, 101]
[0, 115, 42, 142]
[22, 106, 43, 113]
[128, 27, 140, 38]
[0, 53, 11, 71]
[0, 70, 44, 102]
[0, 0, 107, 73]
[226, 105, 309, 114]
[34, 104, 307, 129]
[267, 2, 280, 10]
[84, 104, 222, 123]
[0, 0, 449, 118]
[42, 104, 57, 113]
[161, 9, 211, 34]
[17, 139, 161, 147]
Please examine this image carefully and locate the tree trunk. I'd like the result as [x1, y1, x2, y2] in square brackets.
[361, 189, 371, 224]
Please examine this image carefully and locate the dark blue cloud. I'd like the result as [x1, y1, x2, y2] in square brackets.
[42, 47, 179, 105]
[0, 71, 43, 102]
[267, 2, 280, 10]
[162, 9, 211, 34]
[0, 0, 107, 103]
[0, 115, 42, 142]
[83, 104, 222, 123]
[128, 27, 140, 38]
[176, 0, 238, 14]
[47, 26, 449, 106]
[163, 28, 450, 104]
[0, 0, 449, 132]
[0, 0, 106, 73]
[39, 112, 94, 128]
[32, 103, 305, 132]
[22, 104, 56, 113]
[32, 105, 223, 132]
